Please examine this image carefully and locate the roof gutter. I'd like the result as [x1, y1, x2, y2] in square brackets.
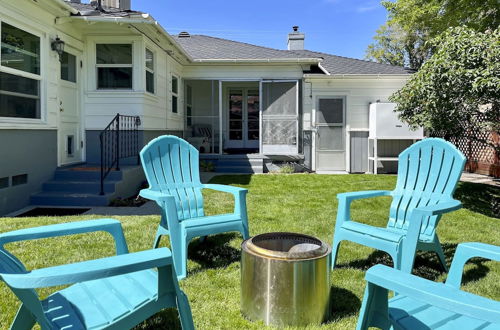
[192, 58, 323, 64]
[67, 15, 193, 62]
[53, 0, 79, 14]
[304, 73, 412, 79]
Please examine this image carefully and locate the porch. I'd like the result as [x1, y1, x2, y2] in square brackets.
[183, 79, 302, 159]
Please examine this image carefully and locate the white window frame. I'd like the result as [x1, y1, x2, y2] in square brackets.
[0, 19, 44, 123]
[171, 74, 179, 114]
[95, 43, 133, 90]
[145, 47, 155, 94]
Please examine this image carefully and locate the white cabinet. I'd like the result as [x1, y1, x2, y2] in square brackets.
[368, 103, 424, 174]
[369, 103, 423, 139]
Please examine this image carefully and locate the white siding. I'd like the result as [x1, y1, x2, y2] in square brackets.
[183, 64, 303, 80]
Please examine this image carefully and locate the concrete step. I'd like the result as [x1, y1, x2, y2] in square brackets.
[54, 168, 123, 181]
[215, 166, 263, 174]
[214, 159, 263, 167]
[42, 180, 117, 194]
[30, 192, 113, 207]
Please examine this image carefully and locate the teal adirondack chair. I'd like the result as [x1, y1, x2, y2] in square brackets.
[139, 135, 249, 280]
[0, 219, 194, 330]
[356, 242, 500, 329]
[332, 138, 466, 272]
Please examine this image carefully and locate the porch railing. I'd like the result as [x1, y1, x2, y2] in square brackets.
[99, 114, 141, 195]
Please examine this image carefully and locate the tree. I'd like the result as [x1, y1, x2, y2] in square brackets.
[366, 0, 499, 69]
[390, 27, 500, 150]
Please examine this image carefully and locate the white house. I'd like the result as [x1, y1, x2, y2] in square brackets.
[0, 0, 412, 215]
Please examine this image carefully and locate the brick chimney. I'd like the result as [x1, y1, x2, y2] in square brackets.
[287, 26, 305, 50]
[101, 0, 131, 10]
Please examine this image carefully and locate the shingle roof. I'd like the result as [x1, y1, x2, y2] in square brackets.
[174, 35, 309, 60]
[289, 50, 413, 75]
[175, 34, 413, 75]
[67, 2, 143, 17]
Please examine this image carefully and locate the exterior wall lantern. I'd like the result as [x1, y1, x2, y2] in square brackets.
[51, 37, 65, 62]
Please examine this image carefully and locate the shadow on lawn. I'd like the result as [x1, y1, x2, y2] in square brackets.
[454, 182, 500, 218]
[208, 174, 252, 185]
[327, 286, 361, 322]
[337, 243, 491, 284]
[188, 232, 241, 274]
[136, 308, 181, 330]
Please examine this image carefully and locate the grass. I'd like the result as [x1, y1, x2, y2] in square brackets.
[1, 174, 499, 329]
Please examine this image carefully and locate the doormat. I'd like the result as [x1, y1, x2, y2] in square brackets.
[16, 208, 90, 217]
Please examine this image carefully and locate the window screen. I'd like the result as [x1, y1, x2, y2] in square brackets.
[1, 22, 40, 74]
[317, 98, 344, 124]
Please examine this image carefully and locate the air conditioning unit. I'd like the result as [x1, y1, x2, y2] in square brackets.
[369, 103, 423, 139]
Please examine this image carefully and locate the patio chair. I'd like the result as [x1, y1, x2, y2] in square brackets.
[139, 135, 249, 279]
[356, 242, 500, 330]
[0, 219, 194, 330]
[331, 138, 466, 272]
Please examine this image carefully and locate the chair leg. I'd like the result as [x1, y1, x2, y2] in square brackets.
[241, 220, 250, 240]
[11, 304, 36, 330]
[432, 236, 448, 272]
[331, 236, 342, 270]
[356, 283, 390, 330]
[176, 291, 195, 330]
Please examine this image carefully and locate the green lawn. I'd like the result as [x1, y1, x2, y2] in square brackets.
[1, 174, 499, 329]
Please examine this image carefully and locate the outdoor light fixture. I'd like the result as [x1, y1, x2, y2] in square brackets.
[51, 37, 65, 62]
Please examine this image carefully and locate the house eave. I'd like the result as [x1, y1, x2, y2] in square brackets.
[52, 0, 79, 14]
[62, 15, 194, 62]
[191, 58, 323, 64]
[303, 73, 412, 79]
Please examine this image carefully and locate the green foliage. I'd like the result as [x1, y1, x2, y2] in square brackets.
[279, 163, 295, 174]
[366, 0, 499, 69]
[200, 160, 215, 172]
[0, 175, 499, 329]
[391, 27, 500, 147]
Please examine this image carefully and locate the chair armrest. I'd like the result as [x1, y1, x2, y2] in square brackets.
[0, 219, 128, 255]
[401, 199, 462, 273]
[337, 190, 392, 202]
[1, 248, 172, 289]
[446, 243, 500, 289]
[202, 184, 248, 216]
[364, 264, 500, 324]
[202, 184, 248, 194]
[336, 190, 392, 227]
[139, 188, 173, 202]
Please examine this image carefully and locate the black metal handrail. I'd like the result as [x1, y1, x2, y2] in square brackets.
[99, 113, 141, 195]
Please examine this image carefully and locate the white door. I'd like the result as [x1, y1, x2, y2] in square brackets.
[315, 97, 346, 171]
[261, 80, 299, 154]
[226, 88, 260, 149]
[58, 50, 83, 165]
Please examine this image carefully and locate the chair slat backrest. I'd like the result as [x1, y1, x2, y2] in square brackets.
[388, 138, 466, 239]
[140, 136, 204, 220]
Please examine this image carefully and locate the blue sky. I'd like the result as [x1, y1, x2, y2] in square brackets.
[132, 0, 388, 60]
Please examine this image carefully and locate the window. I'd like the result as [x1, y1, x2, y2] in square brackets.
[96, 44, 132, 89]
[145, 48, 154, 93]
[1, 22, 40, 74]
[171, 75, 178, 113]
[12, 174, 28, 186]
[0, 22, 41, 119]
[61, 52, 76, 83]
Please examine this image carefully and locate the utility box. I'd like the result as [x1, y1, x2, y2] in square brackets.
[369, 103, 423, 139]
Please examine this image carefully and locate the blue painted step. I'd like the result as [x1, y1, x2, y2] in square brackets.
[43, 180, 117, 194]
[31, 192, 111, 207]
[54, 168, 122, 181]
